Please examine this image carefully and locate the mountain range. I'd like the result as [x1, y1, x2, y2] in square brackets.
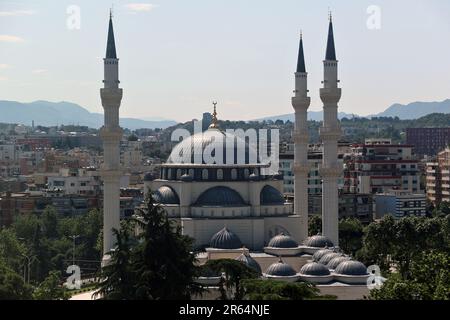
[255, 99, 450, 122]
[1, 99, 449, 130]
[0, 100, 177, 130]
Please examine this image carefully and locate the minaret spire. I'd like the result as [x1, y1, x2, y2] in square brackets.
[325, 14, 336, 61]
[106, 11, 117, 59]
[296, 31, 306, 73]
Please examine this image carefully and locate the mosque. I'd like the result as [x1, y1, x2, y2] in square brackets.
[100, 13, 371, 299]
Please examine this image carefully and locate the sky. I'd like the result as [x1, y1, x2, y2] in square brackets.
[1, 0, 450, 123]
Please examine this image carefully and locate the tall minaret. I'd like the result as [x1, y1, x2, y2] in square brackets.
[291, 32, 310, 241]
[100, 11, 123, 262]
[319, 14, 341, 246]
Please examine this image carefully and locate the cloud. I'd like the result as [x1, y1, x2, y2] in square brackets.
[0, 64, 10, 69]
[0, 35, 24, 43]
[125, 3, 158, 13]
[0, 10, 36, 17]
[32, 69, 48, 75]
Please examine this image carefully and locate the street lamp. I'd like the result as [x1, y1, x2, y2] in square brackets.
[70, 235, 80, 266]
[21, 253, 35, 285]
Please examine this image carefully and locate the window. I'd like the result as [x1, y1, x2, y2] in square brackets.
[217, 169, 223, 180]
[231, 169, 237, 180]
[202, 169, 209, 180]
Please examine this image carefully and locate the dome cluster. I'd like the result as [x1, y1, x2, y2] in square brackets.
[209, 227, 242, 250]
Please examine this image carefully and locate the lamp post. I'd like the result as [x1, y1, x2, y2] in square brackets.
[70, 235, 80, 266]
[21, 253, 35, 284]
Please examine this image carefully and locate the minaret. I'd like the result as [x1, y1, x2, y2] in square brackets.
[100, 11, 123, 263]
[319, 14, 341, 246]
[291, 32, 310, 241]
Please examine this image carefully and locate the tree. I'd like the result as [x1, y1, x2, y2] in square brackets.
[96, 222, 137, 300]
[242, 279, 335, 300]
[33, 271, 70, 300]
[41, 206, 59, 239]
[98, 194, 203, 300]
[308, 215, 322, 236]
[0, 258, 32, 300]
[132, 194, 203, 299]
[203, 259, 259, 300]
[339, 218, 364, 256]
[370, 251, 450, 300]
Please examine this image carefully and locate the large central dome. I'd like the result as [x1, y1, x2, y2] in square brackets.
[167, 128, 260, 166]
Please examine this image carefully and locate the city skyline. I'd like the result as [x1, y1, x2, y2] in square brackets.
[1, 0, 450, 122]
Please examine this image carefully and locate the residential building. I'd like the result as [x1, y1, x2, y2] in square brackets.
[374, 190, 426, 219]
[406, 127, 450, 157]
[426, 147, 450, 205]
[343, 139, 421, 194]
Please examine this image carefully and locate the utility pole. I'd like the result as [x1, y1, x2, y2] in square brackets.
[70, 235, 80, 266]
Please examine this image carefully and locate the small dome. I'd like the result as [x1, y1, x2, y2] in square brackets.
[143, 172, 155, 181]
[153, 186, 180, 204]
[180, 174, 193, 182]
[195, 186, 246, 207]
[327, 256, 351, 270]
[334, 261, 368, 276]
[312, 248, 333, 262]
[249, 173, 260, 181]
[268, 233, 299, 248]
[260, 185, 285, 205]
[209, 227, 242, 249]
[300, 262, 331, 276]
[303, 235, 334, 248]
[265, 259, 297, 277]
[318, 252, 340, 265]
[235, 253, 262, 274]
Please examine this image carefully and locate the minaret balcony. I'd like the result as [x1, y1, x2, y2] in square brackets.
[101, 88, 123, 107]
[320, 87, 341, 104]
[291, 96, 310, 110]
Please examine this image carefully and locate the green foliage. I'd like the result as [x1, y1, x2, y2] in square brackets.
[203, 259, 259, 300]
[32, 271, 70, 300]
[98, 194, 202, 300]
[0, 258, 32, 300]
[360, 215, 449, 278]
[370, 251, 450, 300]
[308, 215, 322, 236]
[339, 218, 364, 256]
[241, 279, 334, 300]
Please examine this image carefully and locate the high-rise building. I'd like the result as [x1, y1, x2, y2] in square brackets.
[426, 147, 450, 205]
[343, 139, 421, 194]
[406, 127, 450, 157]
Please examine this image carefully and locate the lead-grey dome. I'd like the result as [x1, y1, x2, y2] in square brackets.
[167, 129, 260, 165]
[303, 235, 334, 248]
[209, 227, 242, 249]
[153, 186, 180, 204]
[235, 253, 262, 274]
[334, 260, 368, 276]
[312, 248, 333, 262]
[327, 256, 351, 270]
[318, 252, 340, 265]
[267, 233, 299, 248]
[195, 186, 246, 207]
[260, 185, 285, 205]
[300, 262, 331, 276]
[265, 259, 297, 277]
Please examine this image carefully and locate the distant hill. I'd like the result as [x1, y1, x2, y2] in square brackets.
[255, 111, 358, 122]
[0, 100, 177, 130]
[370, 99, 450, 119]
[255, 99, 450, 122]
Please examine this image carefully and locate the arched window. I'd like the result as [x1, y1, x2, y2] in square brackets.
[231, 169, 237, 180]
[217, 169, 223, 180]
[167, 169, 172, 180]
[176, 169, 181, 180]
[189, 169, 194, 177]
[244, 169, 250, 179]
[202, 169, 209, 180]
